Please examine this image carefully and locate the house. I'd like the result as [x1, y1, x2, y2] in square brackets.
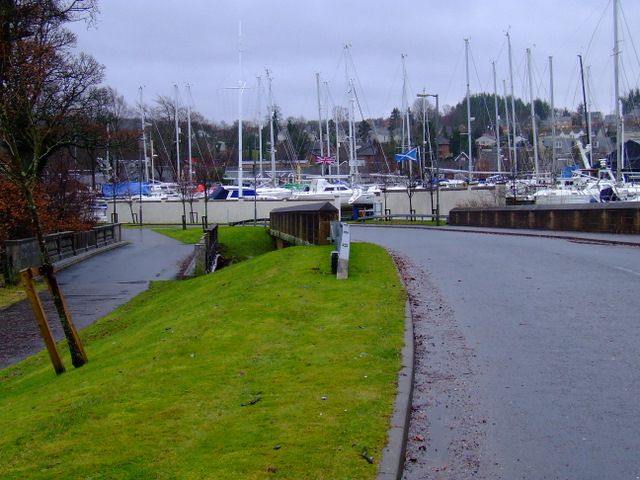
[475, 134, 497, 150]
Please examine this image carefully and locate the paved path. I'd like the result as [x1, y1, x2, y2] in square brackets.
[0, 228, 192, 368]
[353, 225, 640, 480]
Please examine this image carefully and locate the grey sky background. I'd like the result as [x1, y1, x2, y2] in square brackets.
[70, 0, 640, 124]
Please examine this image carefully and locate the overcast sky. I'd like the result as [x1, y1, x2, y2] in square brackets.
[70, 0, 640, 124]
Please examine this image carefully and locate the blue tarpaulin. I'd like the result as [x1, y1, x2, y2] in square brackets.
[560, 165, 580, 178]
[101, 182, 151, 197]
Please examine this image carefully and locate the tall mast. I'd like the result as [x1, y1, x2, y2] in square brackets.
[348, 79, 357, 183]
[549, 56, 557, 174]
[334, 105, 340, 177]
[507, 32, 518, 177]
[465, 39, 472, 183]
[586, 65, 593, 155]
[614, 0, 622, 181]
[401, 54, 412, 178]
[503, 79, 512, 171]
[237, 21, 244, 197]
[257, 76, 263, 177]
[492, 61, 501, 173]
[401, 54, 408, 152]
[578, 54, 591, 166]
[324, 81, 331, 174]
[173, 83, 180, 181]
[139, 86, 148, 182]
[186, 83, 193, 184]
[527, 48, 539, 175]
[316, 72, 324, 159]
[266, 69, 276, 186]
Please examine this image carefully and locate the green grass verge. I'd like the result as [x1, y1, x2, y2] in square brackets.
[154, 226, 275, 263]
[0, 242, 405, 479]
[0, 281, 46, 310]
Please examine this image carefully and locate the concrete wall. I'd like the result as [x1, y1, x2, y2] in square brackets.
[379, 186, 505, 217]
[106, 187, 504, 224]
[107, 197, 343, 224]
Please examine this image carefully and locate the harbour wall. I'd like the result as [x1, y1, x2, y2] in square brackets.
[105, 187, 503, 225]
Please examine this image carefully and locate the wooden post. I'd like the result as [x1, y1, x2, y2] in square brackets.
[39, 265, 88, 367]
[20, 268, 65, 375]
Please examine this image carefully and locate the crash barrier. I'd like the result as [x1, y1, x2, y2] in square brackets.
[269, 202, 339, 247]
[3, 224, 122, 285]
[448, 203, 640, 234]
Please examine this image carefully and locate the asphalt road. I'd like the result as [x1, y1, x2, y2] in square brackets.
[352, 225, 640, 480]
[0, 228, 192, 368]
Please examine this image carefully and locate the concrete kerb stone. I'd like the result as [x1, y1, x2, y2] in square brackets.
[377, 301, 414, 480]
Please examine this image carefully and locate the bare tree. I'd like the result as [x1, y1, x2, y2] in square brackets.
[0, 0, 104, 368]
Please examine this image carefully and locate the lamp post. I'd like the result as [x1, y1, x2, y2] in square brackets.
[416, 92, 440, 225]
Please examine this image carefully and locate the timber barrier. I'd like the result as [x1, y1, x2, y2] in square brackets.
[269, 202, 339, 247]
[3, 224, 122, 284]
[185, 224, 220, 277]
[448, 203, 640, 234]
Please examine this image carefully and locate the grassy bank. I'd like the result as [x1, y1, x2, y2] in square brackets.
[154, 225, 275, 262]
[0, 242, 405, 479]
[0, 281, 46, 310]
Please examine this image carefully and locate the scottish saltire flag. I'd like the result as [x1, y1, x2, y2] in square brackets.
[315, 155, 336, 165]
[394, 147, 418, 162]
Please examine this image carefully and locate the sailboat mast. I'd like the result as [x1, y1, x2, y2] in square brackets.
[503, 79, 512, 171]
[257, 76, 263, 177]
[139, 86, 148, 182]
[492, 61, 501, 173]
[316, 73, 324, 160]
[237, 21, 244, 198]
[614, 0, 622, 181]
[549, 56, 557, 174]
[324, 81, 331, 174]
[578, 54, 591, 167]
[587, 66, 593, 152]
[174, 83, 180, 181]
[465, 39, 472, 183]
[527, 48, 539, 176]
[507, 32, 518, 177]
[348, 79, 357, 183]
[266, 69, 276, 186]
[186, 83, 193, 184]
[334, 105, 340, 177]
[401, 54, 412, 178]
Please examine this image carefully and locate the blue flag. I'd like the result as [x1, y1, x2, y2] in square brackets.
[394, 147, 418, 162]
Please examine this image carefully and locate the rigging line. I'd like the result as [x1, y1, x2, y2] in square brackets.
[582, 0, 611, 60]
[620, 2, 640, 88]
[561, 61, 580, 113]
[469, 45, 494, 127]
[494, 35, 508, 66]
[383, 59, 403, 118]
[585, 66, 602, 121]
[352, 82, 391, 173]
[347, 47, 377, 126]
[443, 42, 464, 112]
[532, 54, 549, 102]
[152, 120, 172, 166]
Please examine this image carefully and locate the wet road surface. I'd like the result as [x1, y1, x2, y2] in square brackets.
[352, 226, 640, 480]
[0, 228, 192, 368]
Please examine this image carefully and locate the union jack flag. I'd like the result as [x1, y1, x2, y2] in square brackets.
[314, 155, 336, 165]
